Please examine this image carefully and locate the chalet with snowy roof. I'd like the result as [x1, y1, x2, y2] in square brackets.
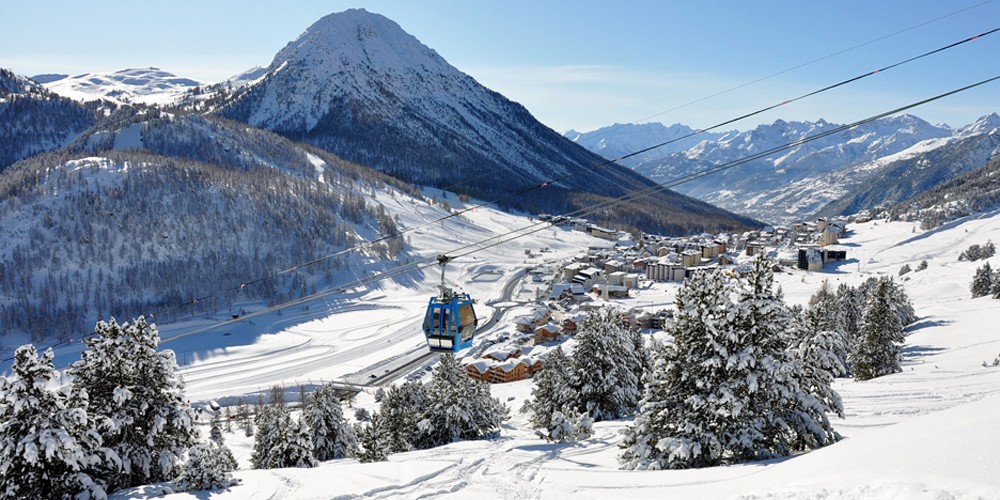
[563, 261, 588, 279]
[819, 224, 843, 246]
[533, 323, 562, 345]
[549, 283, 590, 302]
[604, 259, 626, 273]
[515, 307, 551, 332]
[466, 359, 492, 382]
[489, 359, 529, 384]
[573, 267, 603, 288]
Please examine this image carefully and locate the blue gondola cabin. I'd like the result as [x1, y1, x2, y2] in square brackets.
[423, 292, 477, 351]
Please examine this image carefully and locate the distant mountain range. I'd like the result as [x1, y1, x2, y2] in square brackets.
[569, 114, 1000, 223]
[39, 67, 202, 106]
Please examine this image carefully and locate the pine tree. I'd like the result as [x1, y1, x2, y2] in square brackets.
[285, 418, 318, 468]
[379, 380, 427, 454]
[570, 310, 643, 421]
[972, 262, 995, 297]
[620, 271, 731, 470]
[790, 313, 845, 420]
[206, 416, 237, 472]
[852, 279, 905, 380]
[521, 347, 576, 432]
[302, 383, 357, 461]
[69, 317, 197, 491]
[0, 345, 112, 500]
[355, 413, 390, 463]
[835, 283, 863, 366]
[175, 440, 238, 492]
[250, 388, 316, 469]
[731, 254, 839, 459]
[620, 255, 840, 470]
[538, 407, 594, 443]
[414, 355, 507, 449]
[802, 298, 849, 378]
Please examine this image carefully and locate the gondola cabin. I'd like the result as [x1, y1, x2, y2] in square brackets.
[422, 292, 478, 351]
[423, 254, 478, 351]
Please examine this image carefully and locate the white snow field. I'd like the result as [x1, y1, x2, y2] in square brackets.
[102, 202, 1000, 499]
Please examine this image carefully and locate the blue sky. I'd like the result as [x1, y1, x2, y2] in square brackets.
[3, 0, 998, 132]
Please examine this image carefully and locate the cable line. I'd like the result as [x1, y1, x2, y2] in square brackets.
[179, 25, 1000, 315]
[155, 74, 1000, 346]
[627, 0, 997, 125]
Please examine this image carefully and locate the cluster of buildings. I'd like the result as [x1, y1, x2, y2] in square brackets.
[464, 345, 547, 384]
[459, 217, 849, 383]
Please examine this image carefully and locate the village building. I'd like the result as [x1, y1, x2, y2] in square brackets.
[681, 249, 702, 268]
[515, 306, 551, 332]
[533, 323, 562, 344]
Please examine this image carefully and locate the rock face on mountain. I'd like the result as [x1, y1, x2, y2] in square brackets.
[215, 9, 756, 234]
[0, 69, 97, 172]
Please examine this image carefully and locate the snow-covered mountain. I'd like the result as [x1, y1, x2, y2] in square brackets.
[214, 9, 755, 235]
[42, 67, 202, 106]
[815, 114, 1000, 219]
[0, 69, 98, 172]
[566, 122, 728, 166]
[573, 115, 966, 223]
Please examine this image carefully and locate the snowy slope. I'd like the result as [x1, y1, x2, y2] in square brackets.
[95, 202, 1000, 499]
[43, 67, 202, 106]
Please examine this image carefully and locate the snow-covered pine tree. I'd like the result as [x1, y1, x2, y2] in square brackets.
[882, 277, 917, 327]
[285, 418, 318, 468]
[538, 407, 594, 443]
[175, 440, 238, 492]
[802, 293, 849, 378]
[414, 354, 507, 449]
[379, 380, 428, 454]
[207, 416, 237, 472]
[354, 413, 390, 463]
[570, 310, 643, 421]
[852, 278, 906, 380]
[69, 316, 197, 491]
[302, 383, 357, 461]
[969, 262, 993, 298]
[620, 271, 731, 470]
[835, 283, 863, 359]
[730, 253, 839, 460]
[250, 388, 316, 469]
[621, 255, 841, 470]
[789, 311, 845, 420]
[521, 346, 577, 432]
[0, 345, 113, 500]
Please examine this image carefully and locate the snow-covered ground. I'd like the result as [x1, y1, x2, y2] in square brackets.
[97, 205, 1000, 498]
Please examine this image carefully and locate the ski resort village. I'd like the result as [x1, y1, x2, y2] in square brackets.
[3, 3, 1000, 500]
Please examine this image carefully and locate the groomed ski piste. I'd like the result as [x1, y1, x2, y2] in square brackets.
[64, 192, 1000, 499]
